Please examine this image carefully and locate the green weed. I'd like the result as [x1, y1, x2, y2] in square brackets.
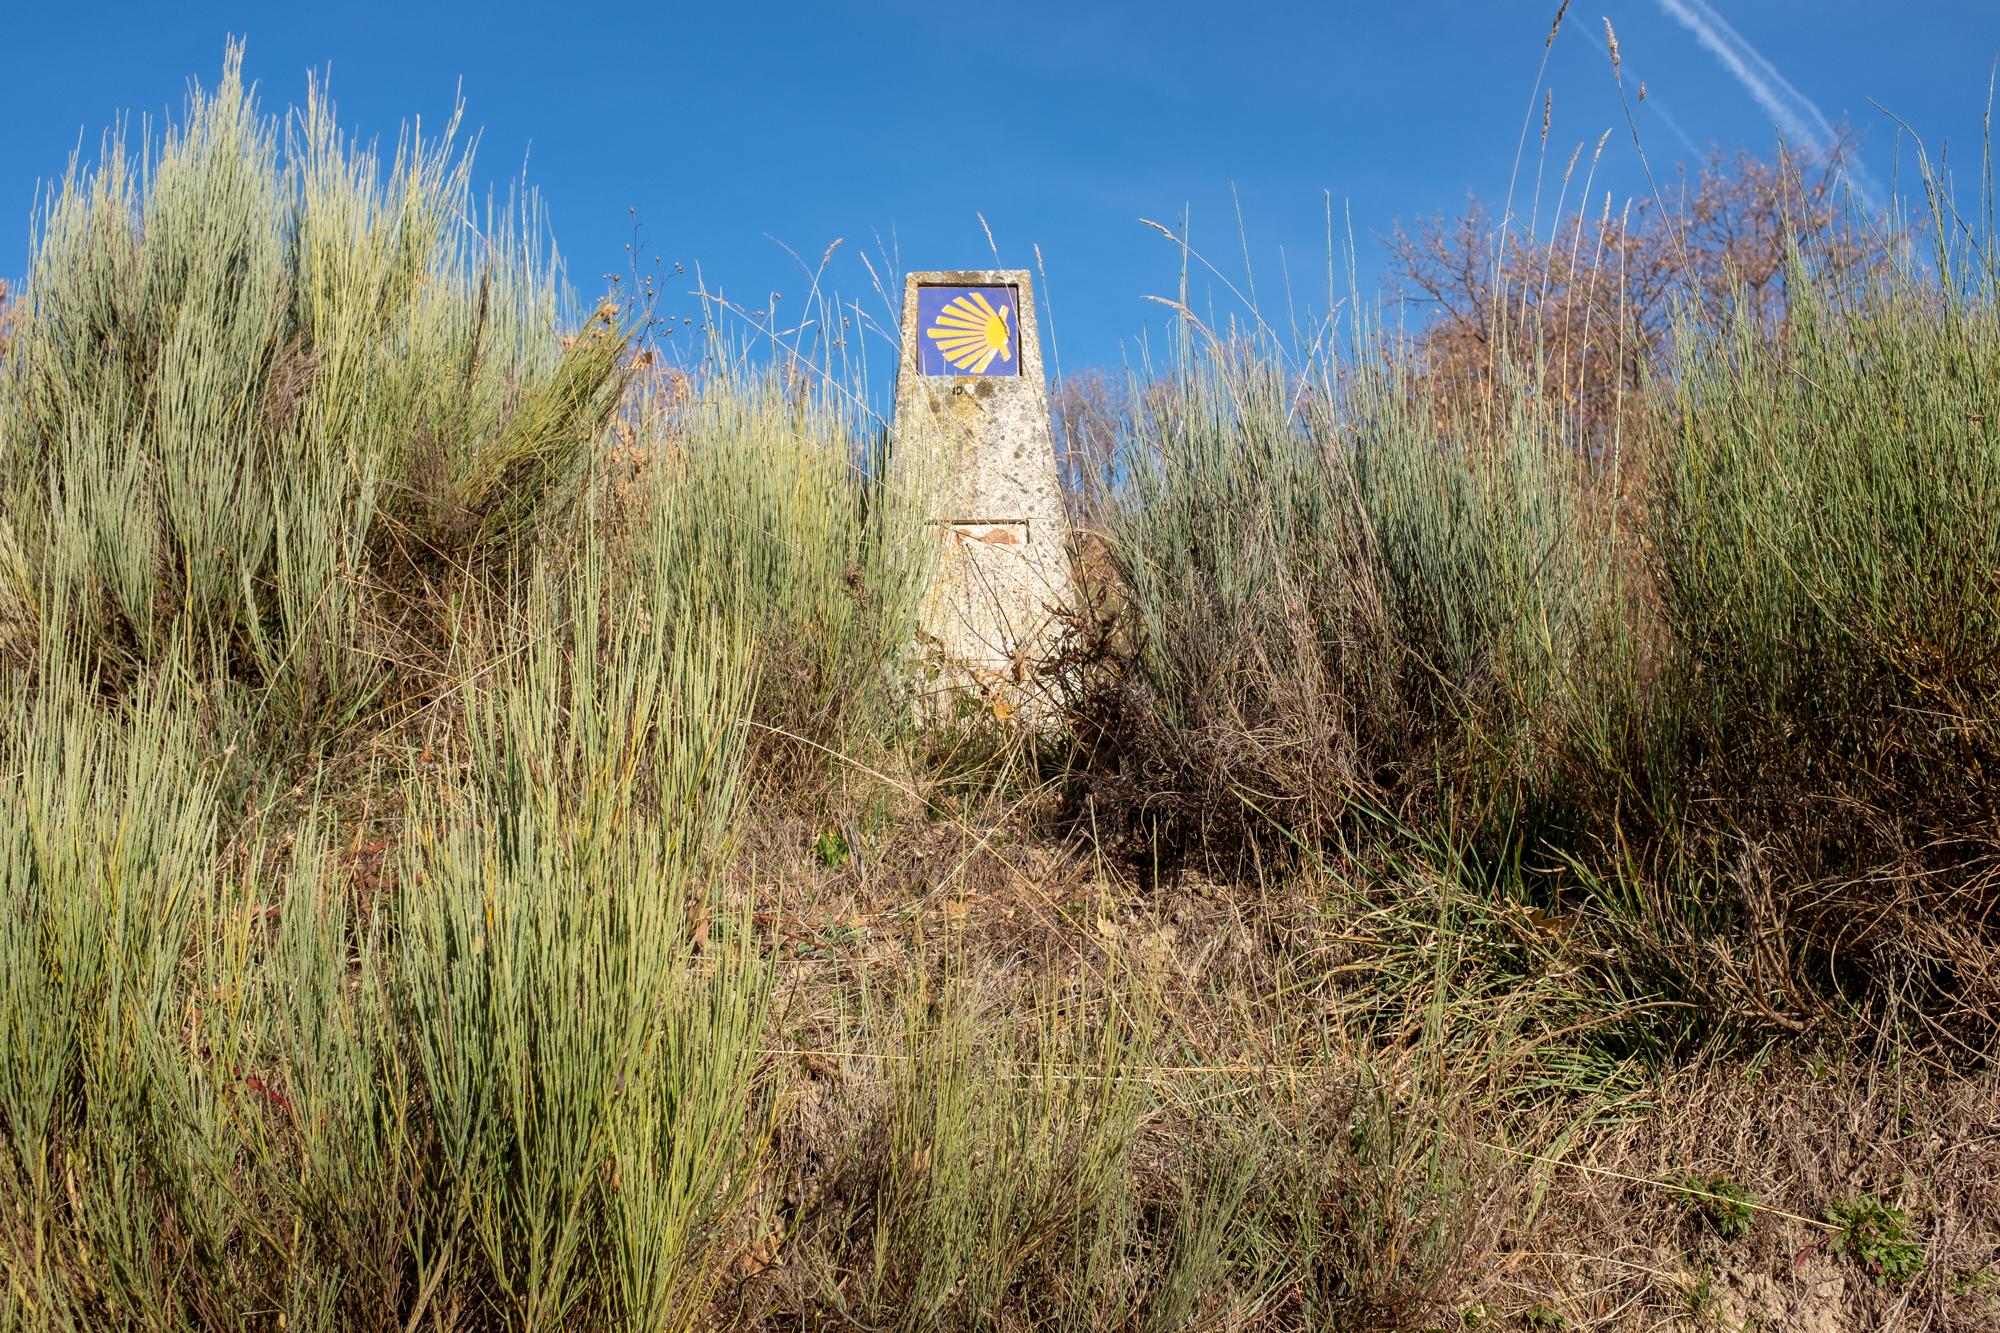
[1826, 1196, 1926, 1287]
[1670, 1174, 1759, 1239]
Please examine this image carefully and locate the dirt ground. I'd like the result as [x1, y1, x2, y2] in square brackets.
[723, 795, 2000, 1331]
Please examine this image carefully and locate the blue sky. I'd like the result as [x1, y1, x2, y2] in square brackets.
[3, 1, 1996, 392]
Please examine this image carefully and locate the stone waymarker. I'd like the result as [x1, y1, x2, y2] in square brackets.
[893, 269, 1075, 716]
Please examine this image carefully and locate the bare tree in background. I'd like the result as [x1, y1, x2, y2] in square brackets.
[1051, 368, 1126, 525]
[1387, 138, 1882, 446]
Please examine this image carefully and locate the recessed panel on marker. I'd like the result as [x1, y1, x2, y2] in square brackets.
[918, 285, 1020, 376]
[948, 520, 1029, 547]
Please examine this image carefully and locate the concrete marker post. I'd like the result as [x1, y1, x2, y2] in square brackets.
[892, 269, 1075, 720]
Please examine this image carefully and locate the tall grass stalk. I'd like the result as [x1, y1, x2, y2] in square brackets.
[396, 536, 766, 1329]
[1639, 239, 2000, 1038]
[0, 44, 627, 748]
[621, 365, 934, 783]
[0, 656, 217, 1325]
[1099, 337, 1629, 854]
[0, 545, 771, 1328]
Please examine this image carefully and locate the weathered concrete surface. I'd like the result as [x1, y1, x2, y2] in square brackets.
[893, 270, 1075, 716]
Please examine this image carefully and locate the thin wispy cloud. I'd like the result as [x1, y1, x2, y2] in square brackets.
[1641, 90, 1705, 160]
[1655, 0, 1882, 210]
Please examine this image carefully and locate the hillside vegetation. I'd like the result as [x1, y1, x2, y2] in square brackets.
[0, 49, 1995, 1333]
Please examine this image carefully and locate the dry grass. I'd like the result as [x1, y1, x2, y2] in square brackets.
[1, 43, 1996, 1333]
[711, 792, 2000, 1330]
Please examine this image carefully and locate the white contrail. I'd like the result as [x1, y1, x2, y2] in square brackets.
[1655, 0, 1881, 210]
[1662, 0, 1832, 144]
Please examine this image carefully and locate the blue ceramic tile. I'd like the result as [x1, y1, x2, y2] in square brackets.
[918, 285, 1019, 376]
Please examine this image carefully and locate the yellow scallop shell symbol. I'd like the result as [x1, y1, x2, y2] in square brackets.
[926, 291, 1013, 373]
